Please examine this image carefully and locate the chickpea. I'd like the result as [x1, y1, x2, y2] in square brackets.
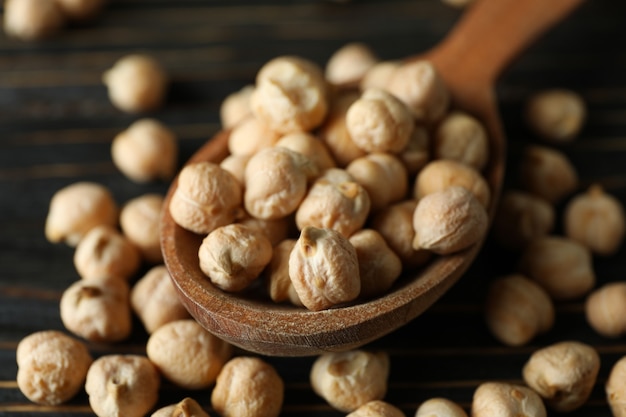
[151, 397, 210, 417]
[130, 265, 190, 334]
[220, 84, 255, 129]
[522, 340, 600, 412]
[346, 88, 415, 153]
[433, 111, 489, 170]
[3, 0, 65, 41]
[289, 226, 360, 311]
[415, 398, 467, 417]
[360, 61, 401, 91]
[111, 118, 178, 183]
[146, 319, 233, 389]
[55, 0, 108, 21]
[60, 276, 132, 343]
[16, 330, 93, 405]
[45, 181, 118, 247]
[220, 153, 251, 185]
[518, 144, 578, 204]
[399, 126, 430, 177]
[347, 400, 406, 417]
[276, 131, 337, 173]
[471, 382, 546, 417]
[585, 282, 626, 338]
[85, 354, 160, 417]
[526, 89, 586, 142]
[564, 184, 626, 256]
[120, 193, 165, 263]
[228, 116, 281, 156]
[310, 350, 390, 412]
[485, 274, 554, 346]
[250, 55, 329, 134]
[102, 54, 169, 113]
[518, 235, 595, 300]
[413, 186, 488, 255]
[198, 223, 273, 292]
[265, 239, 303, 306]
[325, 42, 379, 88]
[73, 225, 141, 282]
[606, 356, 626, 417]
[211, 356, 284, 417]
[169, 162, 243, 234]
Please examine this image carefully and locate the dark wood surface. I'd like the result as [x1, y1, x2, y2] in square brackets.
[2, 0, 626, 416]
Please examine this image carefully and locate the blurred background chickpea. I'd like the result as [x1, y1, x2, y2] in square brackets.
[325, 42, 379, 89]
[526, 88, 586, 142]
[120, 193, 165, 264]
[585, 282, 626, 338]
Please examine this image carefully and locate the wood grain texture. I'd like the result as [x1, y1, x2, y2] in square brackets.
[2, 0, 626, 415]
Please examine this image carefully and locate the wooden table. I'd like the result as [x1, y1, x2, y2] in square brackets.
[2, 1, 626, 416]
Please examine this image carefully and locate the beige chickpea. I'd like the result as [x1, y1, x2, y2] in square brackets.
[522, 340, 600, 412]
[228, 116, 281, 156]
[85, 354, 160, 417]
[433, 111, 489, 170]
[238, 215, 293, 247]
[485, 274, 554, 346]
[296, 168, 371, 237]
[348, 400, 406, 417]
[526, 89, 586, 142]
[349, 229, 402, 299]
[413, 186, 488, 255]
[147, 319, 233, 389]
[415, 398, 467, 417]
[265, 239, 303, 306]
[3, 0, 65, 41]
[244, 146, 317, 220]
[130, 265, 190, 334]
[360, 61, 401, 91]
[346, 153, 408, 213]
[151, 397, 209, 417]
[386, 60, 450, 124]
[325, 42, 379, 88]
[120, 193, 164, 263]
[169, 162, 243, 234]
[220, 153, 251, 185]
[45, 181, 118, 247]
[111, 118, 178, 183]
[399, 126, 430, 177]
[414, 159, 491, 209]
[198, 223, 273, 292]
[55, 0, 108, 21]
[492, 190, 555, 251]
[289, 226, 360, 311]
[220, 84, 255, 129]
[310, 350, 390, 412]
[103, 54, 168, 113]
[346, 88, 414, 153]
[73, 225, 141, 282]
[518, 145, 578, 204]
[250, 55, 329, 134]
[606, 356, 626, 417]
[60, 276, 132, 343]
[276, 131, 337, 173]
[585, 282, 626, 338]
[211, 356, 284, 417]
[16, 330, 93, 405]
[519, 235, 595, 300]
[564, 184, 626, 256]
[471, 382, 546, 417]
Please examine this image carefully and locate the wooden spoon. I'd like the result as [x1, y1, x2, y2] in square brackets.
[161, 0, 583, 356]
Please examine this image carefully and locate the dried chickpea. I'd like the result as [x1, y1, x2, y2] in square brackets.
[3, 0, 65, 41]
[111, 118, 178, 183]
[265, 239, 303, 306]
[103, 54, 168, 113]
[522, 340, 600, 412]
[433, 111, 489, 170]
[413, 186, 488, 255]
[120, 193, 164, 263]
[526, 89, 586, 142]
[16, 330, 93, 405]
[471, 382, 546, 417]
[198, 223, 273, 292]
[45, 181, 118, 247]
[518, 235, 595, 300]
[60, 276, 132, 343]
[238, 214, 293, 247]
[151, 397, 210, 417]
[346, 88, 414, 153]
[414, 159, 491, 209]
[415, 398, 467, 417]
[349, 229, 402, 299]
[325, 42, 379, 88]
[220, 153, 251, 185]
[310, 350, 390, 412]
[518, 144, 578, 204]
[564, 184, 626, 256]
[220, 84, 255, 129]
[347, 400, 406, 417]
[85, 354, 160, 417]
[169, 162, 243, 234]
[289, 226, 360, 311]
[73, 225, 141, 282]
[485, 274, 554, 346]
[386, 60, 450, 124]
[492, 190, 555, 251]
[250, 55, 329, 134]
[147, 319, 233, 389]
[360, 61, 401, 91]
[295, 168, 371, 237]
[585, 282, 626, 338]
[211, 356, 284, 417]
[606, 356, 626, 417]
[130, 265, 190, 334]
[276, 131, 337, 173]
[55, 0, 108, 21]
[228, 116, 281, 156]
[244, 146, 317, 220]
[399, 126, 430, 177]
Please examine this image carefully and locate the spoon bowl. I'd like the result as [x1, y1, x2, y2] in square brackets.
[161, 0, 583, 356]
